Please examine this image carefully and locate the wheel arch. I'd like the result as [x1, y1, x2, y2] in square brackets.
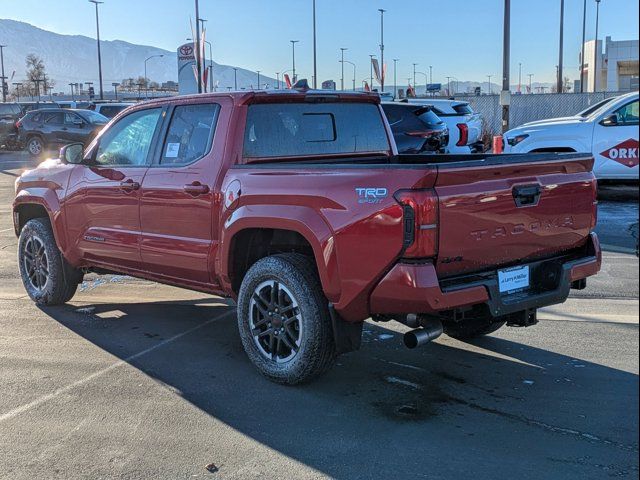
[13, 193, 66, 253]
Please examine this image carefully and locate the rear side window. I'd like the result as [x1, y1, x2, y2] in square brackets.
[43, 112, 64, 125]
[98, 105, 127, 118]
[0, 104, 21, 115]
[453, 103, 473, 115]
[243, 103, 389, 158]
[160, 103, 219, 165]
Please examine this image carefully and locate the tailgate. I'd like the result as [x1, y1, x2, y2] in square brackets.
[434, 154, 597, 277]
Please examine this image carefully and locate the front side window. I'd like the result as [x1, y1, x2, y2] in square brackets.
[64, 112, 82, 125]
[43, 112, 64, 125]
[613, 101, 639, 125]
[94, 108, 162, 167]
[243, 102, 390, 158]
[160, 103, 219, 165]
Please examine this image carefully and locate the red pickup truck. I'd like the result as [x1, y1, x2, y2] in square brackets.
[13, 89, 601, 384]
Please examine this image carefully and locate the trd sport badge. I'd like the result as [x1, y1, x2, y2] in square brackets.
[600, 138, 639, 168]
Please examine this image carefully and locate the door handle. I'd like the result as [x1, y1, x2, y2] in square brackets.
[119, 179, 140, 191]
[183, 182, 210, 195]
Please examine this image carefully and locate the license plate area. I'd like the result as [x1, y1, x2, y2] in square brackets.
[498, 265, 530, 294]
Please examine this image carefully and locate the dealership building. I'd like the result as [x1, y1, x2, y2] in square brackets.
[580, 36, 639, 92]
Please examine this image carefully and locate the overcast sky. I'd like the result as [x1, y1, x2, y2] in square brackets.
[1, 0, 638, 84]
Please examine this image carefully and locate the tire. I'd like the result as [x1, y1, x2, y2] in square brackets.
[443, 318, 506, 340]
[237, 253, 337, 385]
[26, 136, 45, 157]
[18, 218, 82, 305]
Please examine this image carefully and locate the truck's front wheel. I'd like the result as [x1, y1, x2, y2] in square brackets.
[18, 218, 82, 305]
[237, 254, 336, 385]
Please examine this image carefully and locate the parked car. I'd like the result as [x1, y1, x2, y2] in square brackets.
[12, 89, 601, 384]
[406, 98, 483, 153]
[382, 102, 448, 153]
[0, 103, 24, 150]
[17, 108, 109, 156]
[504, 91, 639, 181]
[89, 102, 135, 119]
[56, 101, 93, 110]
[17, 101, 60, 113]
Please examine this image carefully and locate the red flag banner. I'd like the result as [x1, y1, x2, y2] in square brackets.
[284, 74, 292, 89]
[364, 81, 371, 92]
[372, 59, 381, 85]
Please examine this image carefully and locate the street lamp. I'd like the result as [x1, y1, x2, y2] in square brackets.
[378, 9, 386, 92]
[275, 72, 280, 89]
[416, 71, 428, 96]
[312, 0, 317, 88]
[88, 0, 104, 100]
[340, 48, 348, 91]
[112, 82, 120, 100]
[594, 0, 602, 92]
[580, 0, 587, 92]
[339, 60, 356, 91]
[487, 75, 492, 94]
[393, 59, 399, 99]
[13, 82, 22, 102]
[144, 54, 163, 99]
[0, 44, 6, 103]
[527, 73, 534, 93]
[233, 68, 238, 90]
[412, 63, 418, 91]
[290, 40, 299, 83]
[256, 70, 261, 90]
[518, 62, 522, 93]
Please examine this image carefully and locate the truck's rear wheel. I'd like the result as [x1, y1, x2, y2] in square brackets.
[18, 218, 82, 305]
[237, 253, 336, 385]
[443, 318, 506, 340]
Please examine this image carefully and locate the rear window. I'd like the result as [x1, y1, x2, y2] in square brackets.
[453, 103, 473, 115]
[98, 105, 127, 118]
[0, 104, 21, 115]
[243, 103, 389, 158]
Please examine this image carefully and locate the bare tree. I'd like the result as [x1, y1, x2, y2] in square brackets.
[25, 54, 54, 98]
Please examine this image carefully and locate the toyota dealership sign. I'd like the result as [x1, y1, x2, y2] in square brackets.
[177, 42, 197, 95]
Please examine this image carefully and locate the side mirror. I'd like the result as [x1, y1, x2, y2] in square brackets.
[60, 143, 84, 164]
[601, 114, 618, 126]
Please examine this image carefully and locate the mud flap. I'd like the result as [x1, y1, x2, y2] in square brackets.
[329, 304, 363, 354]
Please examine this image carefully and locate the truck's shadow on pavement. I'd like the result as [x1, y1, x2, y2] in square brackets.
[39, 299, 639, 479]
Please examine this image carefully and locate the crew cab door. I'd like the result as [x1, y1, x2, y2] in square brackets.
[593, 98, 639, 179]
[139, 100, 224, 285]
[64, 107, 164, 269]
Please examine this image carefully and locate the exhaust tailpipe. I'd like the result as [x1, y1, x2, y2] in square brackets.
[403, 318, 443, 349]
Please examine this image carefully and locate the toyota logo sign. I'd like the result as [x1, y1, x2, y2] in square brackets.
[179, 45, 193, 56]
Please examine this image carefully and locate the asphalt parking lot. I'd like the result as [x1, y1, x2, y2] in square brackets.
[0, 150, 638, 479]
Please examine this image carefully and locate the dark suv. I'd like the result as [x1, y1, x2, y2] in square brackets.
[381, 103, 448, 154]
[17, 108, 109, 156]
[0, 103, 24, 150]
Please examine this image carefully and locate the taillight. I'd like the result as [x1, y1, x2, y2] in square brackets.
[15, 120, 21, 129]
[456, 123, 468, 146]
[394, 189, 439, 258]
[406, 130, 436, 138]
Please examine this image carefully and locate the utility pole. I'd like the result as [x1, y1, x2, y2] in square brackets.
[393, 59, 398, 98]
[412, 63, 417, 92]
[557, 0, 564, 94]
[379, 9, 386, 92]
[291, 40, 299, 83]
[580, 0, 587, 92]
[340, 48, 347, 91]
[0, 44, 6, 102]
[594, 0, 602, 93]
[312, 0, 317, 89]
[89, 1, 104, 100]
[501, 0, 511, 133]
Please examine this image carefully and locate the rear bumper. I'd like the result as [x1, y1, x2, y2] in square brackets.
[370, 233, 602, 318]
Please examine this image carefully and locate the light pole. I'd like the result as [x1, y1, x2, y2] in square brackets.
[88, 0, 104, 100]
[393, 59, 399, 98]
[341, 60, 356, 91]
[275, 72, 280, 89]
[487, 75, 492, 94]
[580, 0, 587, 92]
[0, 44, 6, 103]
[369, 55, 376, 91]
[594, 0, 602, 92]
[518, 62, 522, 93]
[256, 70, 261, 90]
[412, 63, 418, 92]
[557, 0, 564, 94]
[194, 0, 202, 93]
[417, 71, 428, 96]
[13, 83, 22, 101]
[446, 76, 452, 95]
[233, 68, 238, 90]
[69, 83, 75, 100]
[379, 9, 386, 92]
[144, 54, 164, 99]
[291, 40, 299, 83]
[112, 82, 120, 100]
[527, 73, 534, 93]
[204, 40, 213, 92]
[429, 65, 433, 96]
[501, 0, 511, 133]
[340, 48, 348, 91]
[312, 0, 317, 89]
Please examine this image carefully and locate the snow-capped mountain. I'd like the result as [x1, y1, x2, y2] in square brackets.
[0, 19, 275, 91]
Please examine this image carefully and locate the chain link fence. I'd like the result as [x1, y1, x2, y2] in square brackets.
[447, 91, 628, 135]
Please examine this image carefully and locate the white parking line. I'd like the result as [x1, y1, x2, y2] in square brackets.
[0, 310, 234, 424]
